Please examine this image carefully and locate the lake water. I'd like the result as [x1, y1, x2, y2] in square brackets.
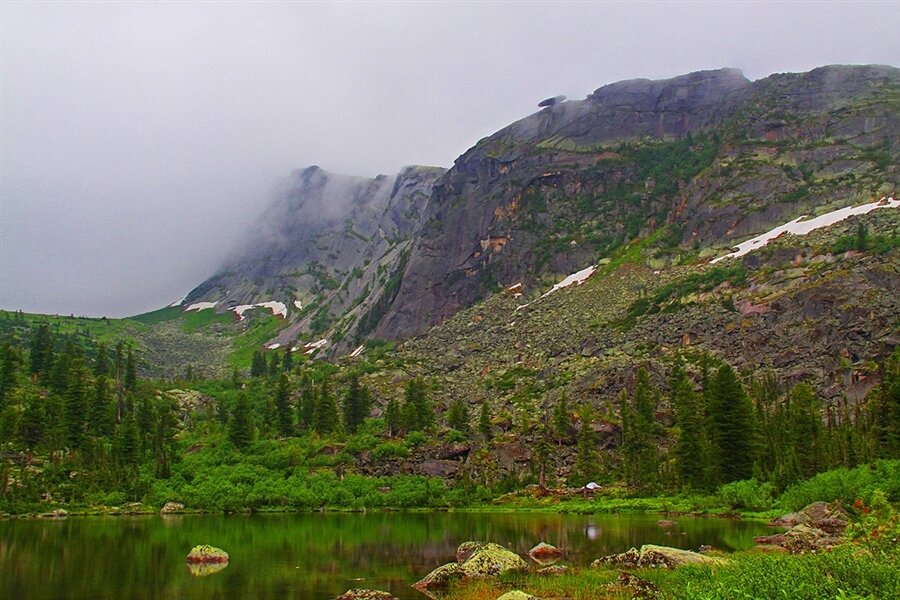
[0, 511, 775, 599]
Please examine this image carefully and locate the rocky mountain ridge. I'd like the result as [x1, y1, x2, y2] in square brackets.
[176, 64, 899, 356]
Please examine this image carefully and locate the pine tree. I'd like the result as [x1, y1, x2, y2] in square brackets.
[282, 346, 294, 373]
[93, 341, 109, 377]
[250, 351, 266, 378]
[574, 404, 598, 486]
[385, 397, 401, 437]
[670, 363, 708, 490]
[298, 373, 315, 430]
[231, 366, 242, 389]
[446, 398, 470, 433]
[789, 383, 824, 478]
[124, 348, 137, 391]
[0, 343, 20, 410]
[19, 393, 44, 453]
[268, 353, 280, 377]
[342, 374, 369, 434]
[313, 378, 338, 434]
[881, 347, 900, 457]
[117, 410, 140, 473]
[153, 400, 179, 478]
[65, 362, 90, 449]
[552, 392, 572, 445]
[229, 392, 254, 449]
[402, 377, 432, 432]
[275, 373, 294, 437]
[708, 364, 755, 483]
[136, 395, 155, 456]
[621, 368, 660, 489]
[478, 401, 492, 441]
[28, 322, 53, 378]
[533, 414, 553, 488]
[88, 375, 115, 438]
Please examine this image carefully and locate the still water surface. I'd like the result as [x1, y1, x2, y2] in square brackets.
[1, 511, 775, 599]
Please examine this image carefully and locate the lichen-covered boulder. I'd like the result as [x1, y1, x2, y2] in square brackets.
[616, 571, 661, 599]
[592, 547, 641, 569]
[186, 562, 228, 577]
[460, 542, 528, 578]
[456, 541, 487, 563]
[334, 589, 397, 600]
[412, 562, 464, 590]
[160, 502, 184, 514]
[186, 545, 229, 564]
[535, 564, 569, 576]
[496, 591, 540, 600]
[637, 545, 725, 568]
[527, 542, 563, 564]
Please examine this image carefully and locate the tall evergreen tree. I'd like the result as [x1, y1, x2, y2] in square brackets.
[136, 395, 156, 456]
[313, 378, 338, 434]
[446, 398, 470, 433]
[621, 368, 660, 489]
[88, 375, 115, 438]
[0, 343, 20, 410]
[670, 363, 708, 490]
[533, 414, 553, 488]
[93, 341, 110, 377]
[250, 351, 267, 378]
[478, 401, 492, 441]
[28, 322, 53, 379]
[552, 392, 572, 445]
[64, 362, 90, 449]
[282, 346, 294, 372]
[229, 393, 254, 449]
[116, 410, 140, 474]
[153, 400, 179, 478]
[298, 373, 315, 430]
[342, 374, 369, 434]
[574, 404, 598, 486]
[19, 394, 44, 453]
[385, 397, 401, 437]
[402, 377, 432, 432]
[788, 383, 824, 478]
[708, 364, 755, 483]
[124, 348, 137, 391]
[275, 374, 294, 437]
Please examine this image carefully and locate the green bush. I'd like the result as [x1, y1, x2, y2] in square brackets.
[372, 442, 409, 460]
[777, 460, 900, 511]
[405, 431, 426, 447]
[717, 479, 774, 511]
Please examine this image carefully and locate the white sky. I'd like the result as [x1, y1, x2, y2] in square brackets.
[1, 1, 898, 317]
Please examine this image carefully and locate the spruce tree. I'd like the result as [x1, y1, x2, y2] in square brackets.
[229, 392, 254, 449]
[282, 346, 294, 372]
[93, 341, 109, 377]
[552, 392, 572, 445]
[574, 404, 598, 486]
[28, 322, 53, 378]
[313, 378, 338, 434]
[534, 414, 552, 488]
[124, 348, 137, 391]
[89, 375, 115, 438]
[621, 368, 660, 489]
[250, 351, 266, 378]
[0, 343, 19, 410]
[298, 373, 315, 430]
[19, 394, 44, 453]
[65, 362, 90, 449]
[275, 373, 294, 437]
[789, 383, 824, 478]
[478, 401, 492, 441]
[385, 397, 401, 437]
[342, 374, 369, 434]
[708, 364, 755, 482]
[153, 400, 179, 478]
[670, 363, 708, 490]
[402, 377, 432, 432]
[136, 395, 155, 456]
[446, 398, 470, 433]
[117, 410, 140, 473]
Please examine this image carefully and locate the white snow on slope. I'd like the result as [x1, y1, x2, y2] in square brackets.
[294, 300, 303, 310]
[516, 264, 597, 311]
[169, 294, 188, 307]
[304, 338, 328, 355]
[349, 345, 365, 358]
[232, 301, 288, 320]
[712, 197, 898, 264]
[186, 301, 217, 311]
[266, 343, 281, 350]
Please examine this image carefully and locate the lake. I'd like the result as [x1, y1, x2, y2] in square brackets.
[0, 511, 776, 599]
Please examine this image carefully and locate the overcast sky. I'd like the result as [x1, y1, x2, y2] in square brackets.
[1, 1, 898, 318]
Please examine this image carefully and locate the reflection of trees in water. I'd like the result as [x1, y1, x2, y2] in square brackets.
[0, 512, 774, 600]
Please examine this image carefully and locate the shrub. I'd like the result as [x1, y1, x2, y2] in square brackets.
[717, 479, 774, 511]
[777, 460, 900, 511]
[373, 442, 409, 460]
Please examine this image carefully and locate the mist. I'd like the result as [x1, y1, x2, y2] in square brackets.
[2, 2, 898, 317]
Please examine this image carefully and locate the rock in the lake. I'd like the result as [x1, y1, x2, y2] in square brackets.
[186, 544, 229, 564]
[412, 562, 464, 590]
[593, 545, 723, 570]
[496, 591, 541, 600]
[334, 589, 397, 600]
[656, 519, 677, 528]
[758, 501, 849, 553]
[456, 541, 486, 563]
[160, 502, 184, 514]
[535, 564, 569, 576]
[460, 542, 528, 578]
[527, 542, 563, 564]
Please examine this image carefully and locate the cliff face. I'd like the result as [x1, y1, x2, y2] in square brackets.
[377, 65, 899, 339]
[182, 164, 445, 351]
[180, 65, 898, 351]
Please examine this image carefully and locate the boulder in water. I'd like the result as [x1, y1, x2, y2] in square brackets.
[497, 591, 541, 600]
[412, 562, 464, 590]
[460, 542, 528, 578]
[160, 502, 184, 514]
[334, 590, 397, 600]
[186, 544, 229, 564]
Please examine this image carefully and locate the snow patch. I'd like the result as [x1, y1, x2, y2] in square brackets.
[266, 343, 281, 350]
[185, 301, 217, 311]
[303, 338, 328, 355]
[348, 344, 365, 358]
[516, 265, 597, 311]
[169, 294, 188, 307]
[293, 300, 303, 310]
[232, 300, 288, 320]
[712, 197, 898, 264]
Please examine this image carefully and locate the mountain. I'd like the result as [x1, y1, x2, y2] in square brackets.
[172, 64, 898, 363]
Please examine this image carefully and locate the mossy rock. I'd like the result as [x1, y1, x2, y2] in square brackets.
[186, 544, 229, 564]
[461, 542, 528, 578]
[412, 562, 464, 590]
[334, 589, 397, 600]
[496, 591, 541, 600]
